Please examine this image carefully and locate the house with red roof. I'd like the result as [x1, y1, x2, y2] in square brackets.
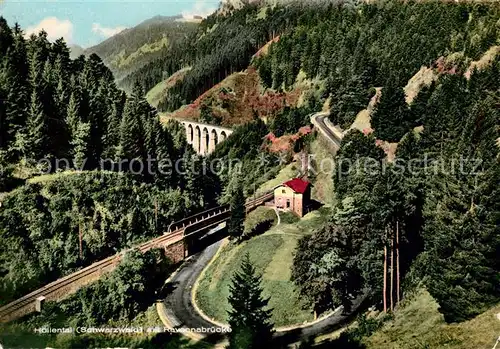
[273, 178, 312, 217]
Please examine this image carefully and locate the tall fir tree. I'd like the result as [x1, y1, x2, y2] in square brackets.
[228, 253, 274, 349]
[104, 91, 126, 159]
[0, 17, 13, 57]
[1, 25, 29, 158]
[87, 81, 111, 167]
[119, 99, 146, 162]
[71, 121, 90, 170]
[371, 78, 413, 142]
[227, 170, 245, 240]
[0, 85, 7, 150]
[24, 89, 48, 160]
[42, 58, 70, 158]
[66, 91, 81, 139]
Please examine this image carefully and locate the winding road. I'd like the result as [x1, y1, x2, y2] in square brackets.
[160, 239, 226, 344]
[159, 116, 366, 346]
[161, 238, 366, 346]
[311, 111, 343, 148]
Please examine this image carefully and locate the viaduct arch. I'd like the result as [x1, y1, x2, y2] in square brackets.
[181, 121, 233, 156]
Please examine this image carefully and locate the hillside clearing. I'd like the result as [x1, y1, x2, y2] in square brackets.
[165, 67, 302, 126]
[365, 289, 500, 349]
[146, 67, 192, 107]
[194, 208, 331, 328]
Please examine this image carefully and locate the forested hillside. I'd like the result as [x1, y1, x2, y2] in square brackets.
[127, 1, 500, 126]
[0, 17, 218, 306]
[84, 15, 198, 84]
[139, 0, 498, 334]
[120, 2, 498, 326]
[0, 0, 498, 346]
[123, 3, 315, 110]
[260, 0, 500, 329]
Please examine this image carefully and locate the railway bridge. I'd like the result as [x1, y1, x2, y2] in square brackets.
[180, 120, 233, 156]
[0, 192, 273, 323]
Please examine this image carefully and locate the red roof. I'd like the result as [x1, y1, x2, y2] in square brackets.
[284, 178, 311, 194]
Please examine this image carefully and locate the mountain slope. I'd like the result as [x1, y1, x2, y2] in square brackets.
[365, 289, 500, 349]
[84, 15, 198, 82]
[68, 44, 84, 59]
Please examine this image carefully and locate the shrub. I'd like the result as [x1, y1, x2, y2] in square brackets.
[243, 207, 277, 239]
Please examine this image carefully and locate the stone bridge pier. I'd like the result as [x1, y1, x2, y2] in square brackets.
[181, 121, 233, 156]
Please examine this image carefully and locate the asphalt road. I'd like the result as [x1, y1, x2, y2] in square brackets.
[162, 237, 225, 340]
[161, 116, 363, 346]
[312, 112, 343, 147]
[162, 237, 366, 346]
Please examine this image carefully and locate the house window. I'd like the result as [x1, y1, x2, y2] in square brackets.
[286, 200, 291, 208]
[282, 189, 286, 194]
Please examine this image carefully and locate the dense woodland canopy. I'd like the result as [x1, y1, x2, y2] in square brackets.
[0, 17, 219, 305]
[126, 0, 500, 117]
[279, 1, 500, 324]
[1, 249, 176, 348]
[0, 0, 499, 336]
[123, 3, 315, 110]
[0, 16, 217, 193]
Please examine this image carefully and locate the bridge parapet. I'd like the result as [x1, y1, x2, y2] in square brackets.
[168, 205, 230, 233]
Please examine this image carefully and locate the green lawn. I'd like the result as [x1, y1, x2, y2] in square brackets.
[309, 137, 335, 206]
[313, 289, 500, 349]
[195, 207, 331, 328]
[195, 135, 334, 329]
[146, 78, 171, 107]
[146, 67, 191, 107]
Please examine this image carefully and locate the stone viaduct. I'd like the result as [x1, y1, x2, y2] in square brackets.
[180, 121, 233, 156]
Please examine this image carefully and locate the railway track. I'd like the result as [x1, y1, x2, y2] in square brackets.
[0, 192, 274, 323]
[0, 229, 184, 323]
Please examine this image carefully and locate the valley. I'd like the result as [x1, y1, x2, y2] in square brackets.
[0, 0, 499, 348]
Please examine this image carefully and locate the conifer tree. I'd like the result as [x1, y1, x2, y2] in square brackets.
[104, 92, 126, 159]
[146, 117, 174, 186]
[228, 253, 274, 349]
[41, 59, 62, 157]
[408, 82, 435, 126]
[0, 86, 7, 150]
[1, 27, 29, 158]
[0, 150, 13, 191]
[87, 82, 111, 167]
[330, 74, 371, 129]
[0, 17, 13, 56]
[24, 90, 48, 160]
[179, 146, 198, 203]
[71, 121, 90, 170]
[119, 106, 144, 160]
[227, 170, 245, 240]
[66, 91, 81, 139]
[371, 79, 413, 142]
